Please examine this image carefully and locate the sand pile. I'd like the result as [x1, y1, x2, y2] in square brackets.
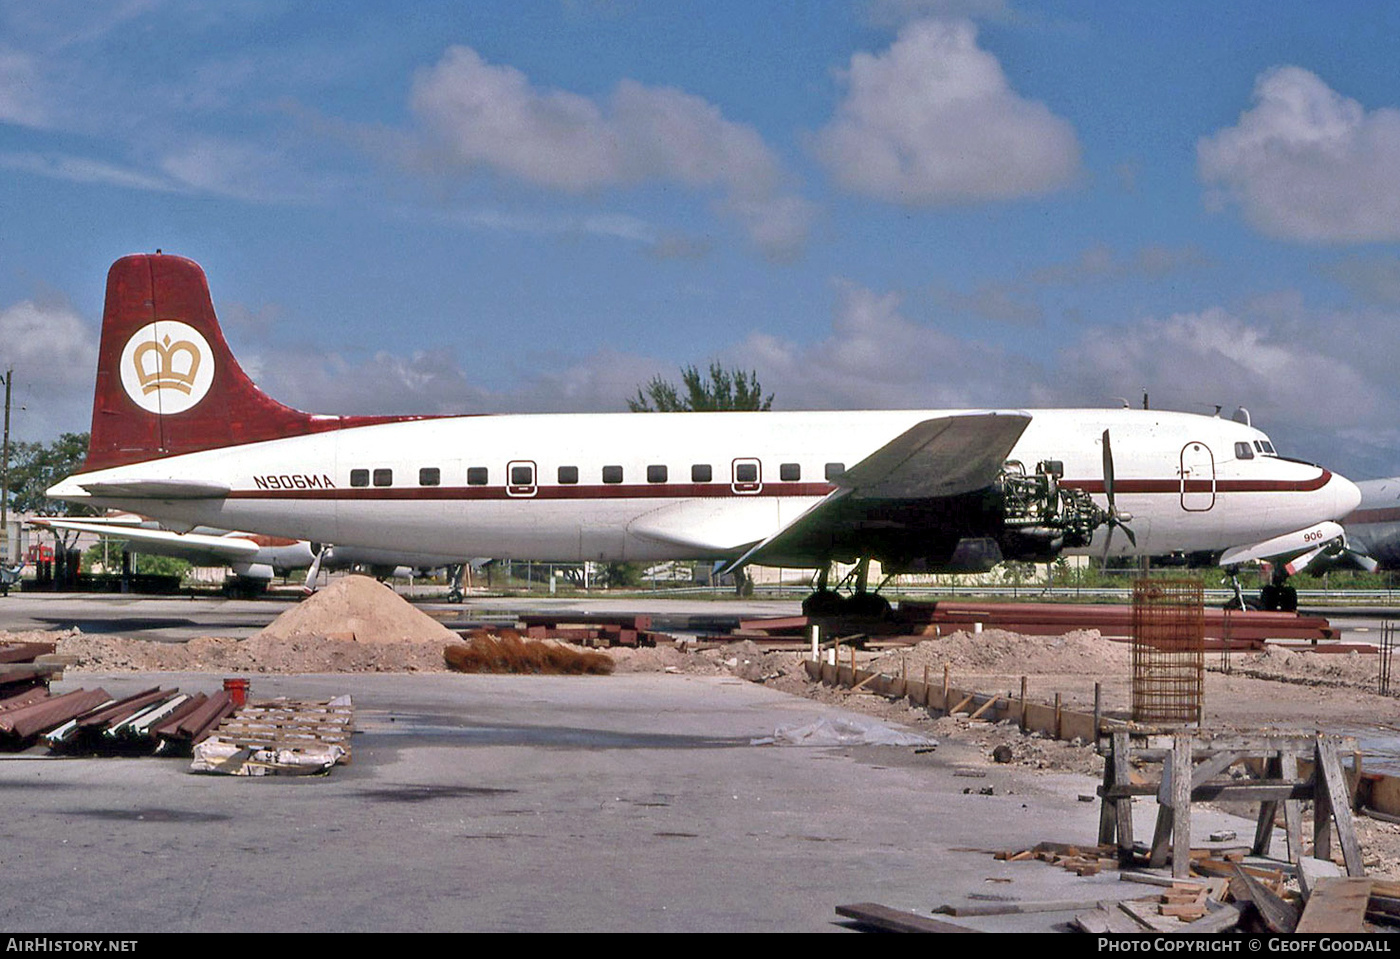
[253, 575, 460, 645]
[49, 576, 467, 673]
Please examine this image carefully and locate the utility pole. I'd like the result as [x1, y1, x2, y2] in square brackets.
[1, 367, 10, 564]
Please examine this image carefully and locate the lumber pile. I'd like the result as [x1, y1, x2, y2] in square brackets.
[898, 600, 1337, 644]
[515, 614, 671, 647]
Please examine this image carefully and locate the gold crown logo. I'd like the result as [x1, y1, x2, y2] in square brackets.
[132, 334, 202, 395]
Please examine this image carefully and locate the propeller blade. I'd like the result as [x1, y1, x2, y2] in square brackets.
[303, 543, 326, 594]
[1099, 428, 1137, 555]
[1102, 428, 1116, 509]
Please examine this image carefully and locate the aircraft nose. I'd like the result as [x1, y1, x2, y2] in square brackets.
[1328, 470, 1362, 520]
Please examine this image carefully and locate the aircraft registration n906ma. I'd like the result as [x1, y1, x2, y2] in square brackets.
[48, 253, 1361, 612]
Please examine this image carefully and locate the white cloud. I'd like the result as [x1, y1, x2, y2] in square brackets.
[0, 299, 99, 441]
[1060, 306, 1375, 429]
[1198, 67, 1400, 242]
[730, 282, 1047, 409]
[864, 0, 1015, 27]
[0, 48, 47, 128]
[1321, 255, 1400, 306]
[814, 18, 1080, 204]
[0, 151, 177, 193]
[409, 45, 813, 259]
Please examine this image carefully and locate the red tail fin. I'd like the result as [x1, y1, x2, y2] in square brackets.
[86, 254, 425, 472]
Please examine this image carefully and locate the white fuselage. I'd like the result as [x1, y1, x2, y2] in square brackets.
[49, 408, 1360, 566]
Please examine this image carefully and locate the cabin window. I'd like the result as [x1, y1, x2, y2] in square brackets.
[558, 466, 579, 485]
[825, 462, 845, 481]
[467, 467, 489, 486]
[780, 463, 800, 481]
[691, 464, 712, 483]
[602, 465, 624, 484]
[511, 464, 534, 486]
[419, 467, 440, 486]
[350, 469, 369, 488]
[1235, 442, 1254, 460]
[372, 468, 393, 487]
[735, 462, 758, 484]
[647, 465, 667, 484]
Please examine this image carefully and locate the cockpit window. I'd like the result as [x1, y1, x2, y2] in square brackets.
[1235, 442, 1254, 460]
[1254, 440, 1277, 456]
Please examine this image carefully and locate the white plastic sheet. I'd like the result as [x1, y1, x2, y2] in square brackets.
[751, 717, 936, 747]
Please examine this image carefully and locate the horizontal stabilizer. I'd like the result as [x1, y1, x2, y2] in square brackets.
[28, 519, 261, 563]
[78, 479, 231, 500]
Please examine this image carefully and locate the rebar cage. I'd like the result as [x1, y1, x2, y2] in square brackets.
[1131, 579, 1205, 724]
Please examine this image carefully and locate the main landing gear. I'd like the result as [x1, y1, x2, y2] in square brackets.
[446, 564, 467, 604]
[801, 558, 893, 620]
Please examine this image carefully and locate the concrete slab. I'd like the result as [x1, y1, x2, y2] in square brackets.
[0, 670, 1266, 933]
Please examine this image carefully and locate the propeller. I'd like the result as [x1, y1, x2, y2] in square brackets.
[302, 542, 327, 595]
[1100, 429, 1137, 558]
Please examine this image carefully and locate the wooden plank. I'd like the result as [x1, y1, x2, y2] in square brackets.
[1295, 878, 1373, 934]
[1118, 898, 1184, 933]
[834, 903, 980, 933]
[966, 695, 1003, 721]
[1298, 856, 1343, 900]
[1254, 753, 1283, 857]
[1231, 864, 1299, 934]
[1191, 750, 1246, 789]
[945, 692, 976, 715]
[1075, 905, 1148, 934]
[1113, 731, 1135, 858]
[1281, 751, 1305, 865]
[1315, 737, 1366, 877]
[1183, 903, 1242, 933]
[936, 898, 1107, 917]
[1171, 733, 1193, 879]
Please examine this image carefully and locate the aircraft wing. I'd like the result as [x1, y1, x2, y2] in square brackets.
[726, 412, 1032, 570]
[29, 518, 261, 565]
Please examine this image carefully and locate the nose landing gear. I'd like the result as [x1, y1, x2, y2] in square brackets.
[1224, 569, 1298, 612]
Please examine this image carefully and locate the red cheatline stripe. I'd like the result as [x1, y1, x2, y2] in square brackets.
[1065, 470, 1331, 495]
[1344, 507, 1400, 524]
[225, 472, 1333, 501]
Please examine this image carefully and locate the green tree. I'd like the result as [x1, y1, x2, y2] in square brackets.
[7, 431, 91, 515]
[628, 363, 773, 413]
[628, 365, 773, 595]
[82, 540, 191, 578]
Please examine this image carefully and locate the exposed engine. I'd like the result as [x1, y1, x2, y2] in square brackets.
[997, 459, 1108, 562]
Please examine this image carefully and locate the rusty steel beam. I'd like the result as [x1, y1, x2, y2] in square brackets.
[0, 688, 112, 741]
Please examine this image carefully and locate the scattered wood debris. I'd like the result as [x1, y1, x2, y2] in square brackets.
[993, 841, 1118, 877]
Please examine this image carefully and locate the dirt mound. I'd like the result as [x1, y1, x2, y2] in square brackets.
[252, 575, 460, 645]
[869, 628, 1128, 678]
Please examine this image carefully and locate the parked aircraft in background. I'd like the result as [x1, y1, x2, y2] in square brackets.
[28, 515, 469, 597]
[1336, 477, 1400, 571]
[47, 253, 1362, 614]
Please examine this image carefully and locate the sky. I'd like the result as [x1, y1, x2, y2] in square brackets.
[4, 1, 1400, 478]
